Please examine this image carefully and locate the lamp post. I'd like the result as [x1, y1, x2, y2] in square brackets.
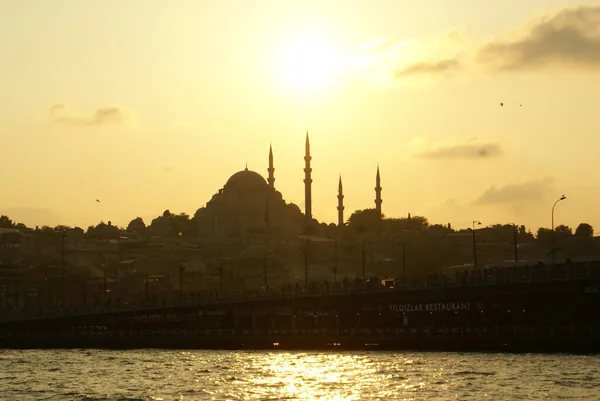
[60, 230, 66, 307]
[551, 194, 567, 231]
[263, 250, 268, 293]
[398, 242, 406, 283]
[472, 220, 481, 269]
[304, 239, 309, 290]
[551, 194, 567, 265]
[219, 262, 224, 293]
[103, 269, 108, 304]
[513, 224, 518, 264]
[179, 263, 185, 305]
[333, 236, 338, 284]
[144, 273, 149, 304]
[361, 240, 367, 278]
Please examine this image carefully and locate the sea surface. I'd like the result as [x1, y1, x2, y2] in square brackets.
[0, 350, 599, 400]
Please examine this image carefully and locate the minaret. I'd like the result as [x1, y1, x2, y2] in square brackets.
[374, 165, 382, 218]
[337, 175, 344, 227]
[304, 131, 312, 221]
[267, 143, 275, 189]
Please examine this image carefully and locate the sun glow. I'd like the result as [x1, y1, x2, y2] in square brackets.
[275, 25, 343, 95]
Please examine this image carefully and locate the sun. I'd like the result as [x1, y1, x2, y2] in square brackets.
[275, 26, 342, 95]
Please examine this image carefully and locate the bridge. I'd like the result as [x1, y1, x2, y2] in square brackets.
[1, 261, 598, 324]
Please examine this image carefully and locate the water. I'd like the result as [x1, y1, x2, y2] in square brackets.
[0, 350, 598, 400]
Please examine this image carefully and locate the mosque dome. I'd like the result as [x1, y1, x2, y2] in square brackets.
[224, 168, 268, 192]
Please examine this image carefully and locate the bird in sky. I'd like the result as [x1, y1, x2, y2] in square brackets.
[96, 199, 100, 203]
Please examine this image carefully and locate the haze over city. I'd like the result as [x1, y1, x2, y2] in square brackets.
[2, 0, 600, 231]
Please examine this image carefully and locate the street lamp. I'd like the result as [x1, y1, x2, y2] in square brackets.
[472, 220, 482, 269]
[179, 263, 185, 305]
[333, 235, 338, 284]
[397, 242, 406, 284]
[303, 239, 310, 290]
[263, 250, 273, 293]
[551, 194, 567, 231]
[219, 262, 224, 293]
[551, 194, 567, 265]
[513, 223, 518, 264]
[60, 230, 66, 307]
[361, 240, 372, 278]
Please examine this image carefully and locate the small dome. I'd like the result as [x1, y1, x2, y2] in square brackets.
[225, 168, 268, 192]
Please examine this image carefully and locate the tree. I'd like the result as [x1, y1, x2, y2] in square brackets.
[347, 209, 382, 233]
[0, 215, 14, 229]
[427, 224, 454, 235]
[536, 227, 554, 242]
[148, 211, 197, 237]
[86, 221, 120, 239]
[555, 225, 572, 235]
[127, 217, 147, 236]
[404, 215, 429, 231]
[575, 223, 594, 238]
[172, 213, 191, 236]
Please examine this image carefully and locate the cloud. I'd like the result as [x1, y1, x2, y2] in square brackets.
[50, 104, 129, 127]
[477, 5, 600, 70]
[476, 177, 555, 205]
[396, 58, 460, 77]
[417, 142, 502, 159]
[348, 32, 467, 85]
[357, 37, 388, 51]
[351, 6, 600, 84]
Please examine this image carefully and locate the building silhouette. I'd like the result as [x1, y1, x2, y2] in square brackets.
[267, 143, 275, 189]
[375, 165, 383, 218]
[194, 134, 382, 241]
[304, 132, 313, 223]
[337, 175, 344, 227]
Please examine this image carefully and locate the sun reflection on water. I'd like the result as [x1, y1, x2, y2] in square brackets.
[243, 352, 397, 400]
[1, 350, 599, 400]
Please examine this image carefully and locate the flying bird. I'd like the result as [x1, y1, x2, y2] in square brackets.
[500, 103, 504, 107]
[96, 199, 100, 203]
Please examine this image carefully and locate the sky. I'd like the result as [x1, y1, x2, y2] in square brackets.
[1, 0, 600, 232]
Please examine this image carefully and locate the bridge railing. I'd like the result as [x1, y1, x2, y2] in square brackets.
[2, 325, 599, 343]
[1, 260, 599, 323]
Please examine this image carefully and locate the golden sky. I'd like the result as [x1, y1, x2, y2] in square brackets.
[1, 0, 600, 232]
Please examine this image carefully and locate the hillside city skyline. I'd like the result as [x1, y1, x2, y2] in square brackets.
[2, 1, 600, 231]
[0, 133, 578, 234]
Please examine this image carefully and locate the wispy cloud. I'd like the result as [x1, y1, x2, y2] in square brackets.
[477, 5, 600, 71]
[417, 141, 502, 159]
[476, 177, 555, 205]
[347, 32, 466, 85]
[355, 5, 600, 82]
[396, 58, 460, 77]
[50, 104, 129, 127]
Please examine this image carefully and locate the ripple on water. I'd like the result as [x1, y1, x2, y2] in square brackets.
[0, 350, 599, 400]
